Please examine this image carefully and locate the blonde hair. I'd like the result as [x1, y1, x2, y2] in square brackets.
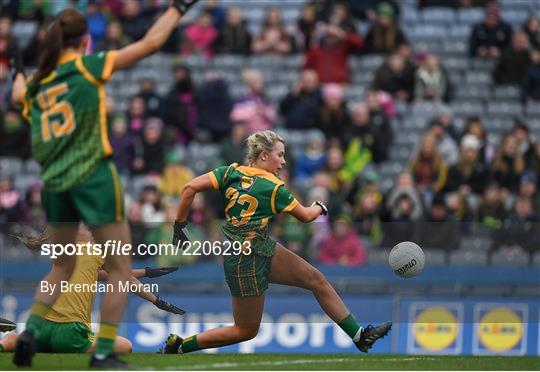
[17, 230, 50, 252]
[245, 130, 285, 165]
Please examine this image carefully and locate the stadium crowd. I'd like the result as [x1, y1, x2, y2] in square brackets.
[0, 0, 539, 267]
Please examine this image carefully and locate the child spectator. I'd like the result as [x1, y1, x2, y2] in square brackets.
[183, 12, 218, 58]
[252, 7, 292, 55]
[492, 134, 525, 193]
[318, 215, 367, 267]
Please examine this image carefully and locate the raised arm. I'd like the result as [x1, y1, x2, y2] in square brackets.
[112, 0, 199, 71]
[288, 201, 328, 223]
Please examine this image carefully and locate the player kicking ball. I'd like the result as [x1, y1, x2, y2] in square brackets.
[162, 130, 391, 355]
[0, 225, 183, 354]
[8, 0, 199, 367]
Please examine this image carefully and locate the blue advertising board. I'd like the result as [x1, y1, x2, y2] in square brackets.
[1, 293, 538, 355]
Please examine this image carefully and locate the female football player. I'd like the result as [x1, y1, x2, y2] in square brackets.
[164, 130, 391, 355]
[0, 225, 183, 354]
[9, 0, 200, 367]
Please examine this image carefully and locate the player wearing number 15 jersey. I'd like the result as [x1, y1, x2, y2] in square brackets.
[9, 1, 200, 368]
[164, 130, 392, 356]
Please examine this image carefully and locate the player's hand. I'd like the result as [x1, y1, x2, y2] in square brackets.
[144, 267, 179, 278]
[7, 43, 25, 81]
[153, 296, 186, 315]
[312, 201, 328, 216]
[170, 0, 200, 15]
[172, 221, 190, 248]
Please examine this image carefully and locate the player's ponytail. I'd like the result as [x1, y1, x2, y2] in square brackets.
[33, 9, 88, 84]
[16, 230, 50, 252]
[245, 130, 285, 165]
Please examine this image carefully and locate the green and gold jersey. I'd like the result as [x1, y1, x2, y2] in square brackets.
[207, 163, 299, 256]
[23, 51, 116, 192]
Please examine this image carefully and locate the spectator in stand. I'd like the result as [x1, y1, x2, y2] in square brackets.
[513, 120, 535, 158]
[314, 83, 350, 144]
[431, 105, 460, 143]
[198, 72, 233, 142]
[0, 175, 20, 223]
[304, 24, 363, 84]
[230, 69, 276, 133]
[343, 102, 386, 173]
[492, 134, 525, 193]
[326, 2, 357, 34]
[0, 108, 31, 159]
[139, 184, 165, 226]
[523, 15, 540, 50]
[409, 134, 448, 194]
[126, 95, 147, 138]
[162, 64, 198, 144]
[365, 91, 395, 146]
[0, 16, 18, 75]
[95, 20, 129, 52]
[348, 0, 399, 21]
[424, 119, 459, 166]
[318, 215, 367, 267]
[137, 78, 162, 118]
[280, 69, 321, 130]
[414, 54, 452, 103]
[86, 0, 107, 44]
[325, 144, 345, 193]
[518, 171, 539, 216]
[295, 3, 317, 51]
[495, 196, 537, 255]
[183, 11, 218, 58]
[469, 1, 512, 58]
[126, 199, 147, 253]
[526, 140, 540, 179]
[18, 182, 46, 229]
[372, 53, 415, 102]
[109, 114, 136, 175]
[444, 134, 490, 195]
[202, 0, 226, 30]
[493, 32, 530, 85]
[214, 6, 251, 55]
[22, 24, 46, 67]
[351, 171, 384, 245]
[252, 7, 292, 55]
[416, 193, 459, 251]
[158, 152, 195, 198]
[522, 47, 540, 102]
[119, 0, 152, 41]
[220, 122, 248, 165]
[133, 118, 165, 175]
[294, 131, 327, 183]
[477, 182, 506, 229]
[363, 2, 407, 55]
[461, 117, 496, 165]
[381, 173, 424, 247]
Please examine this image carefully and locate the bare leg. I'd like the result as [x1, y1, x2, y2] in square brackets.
[33, 224, 78, 306]
[196, 294, 265, 349]
[90, 222, 132, 324]
[269, 243, 349, 323]
[1, 332, 18, 351]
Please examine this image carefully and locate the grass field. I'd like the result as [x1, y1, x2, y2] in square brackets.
[1, 353, 539, 370]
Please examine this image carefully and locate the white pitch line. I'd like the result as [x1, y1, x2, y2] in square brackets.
[170, 356, 438, 370]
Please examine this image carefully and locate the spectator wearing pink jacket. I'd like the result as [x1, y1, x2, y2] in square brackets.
[318, 216, 367, 266]
[230, 69, 277, 133]
[183, 12, 218, 59]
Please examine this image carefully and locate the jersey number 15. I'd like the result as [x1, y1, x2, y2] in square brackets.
[37, 83, 76, 142]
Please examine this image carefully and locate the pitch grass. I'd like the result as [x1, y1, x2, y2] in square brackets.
[0, 353, 539, 370]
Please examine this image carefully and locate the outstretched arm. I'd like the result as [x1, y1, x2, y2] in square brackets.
[288, 201, 327, 223]
[113, 1, 199, 71]
[175, 174, 214, 222]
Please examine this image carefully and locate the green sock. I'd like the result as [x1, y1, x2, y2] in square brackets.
[26, 301, 51, 334]
[180, 335, 200, 353]
[338, 314, 363, 341]
[94, 322, 118, 357]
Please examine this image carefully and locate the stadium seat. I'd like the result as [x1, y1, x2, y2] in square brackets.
[449, 249, 488, 266]
[493, 85, 521, 99]
[533, 251, 540, 266]
[24, 160, 41, 176]
[490, 249, 530, 267]
[457, 8, 484, 24]
[367, 248, 389, 265]
[451, 100, 485, 117]
[501, 9, 529, 25]
[443, 41, 468, 55]
[459, 236, 493, 252]
[486, 101, 523, 117]
[12, 20, 38, 49]
[448, 25, 472, 41]
[423, 250, 446, 266]
[421, 7, 456, 24]
[0, 157, 23, 177]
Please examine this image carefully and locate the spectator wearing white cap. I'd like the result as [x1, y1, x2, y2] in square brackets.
[444, 134, 491, 195]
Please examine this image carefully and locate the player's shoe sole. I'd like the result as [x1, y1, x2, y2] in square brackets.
[355, 321, 392, 353]
[13, 329, 36, 366]
[0, 318, 16, 332]
[90, 353, 133, 369]
[161, 333, 183, 354]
